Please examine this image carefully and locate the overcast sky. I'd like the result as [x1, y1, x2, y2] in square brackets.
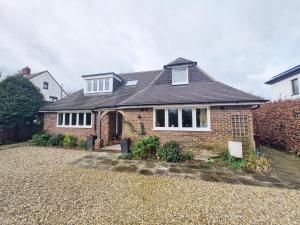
[1, 0, 299, 98]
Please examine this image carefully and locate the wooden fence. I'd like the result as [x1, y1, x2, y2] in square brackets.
[0, 125, 41, 145]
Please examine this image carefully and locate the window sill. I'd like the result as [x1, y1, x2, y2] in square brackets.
[153, 127, 211, 132]
[56, 125, 92, 129]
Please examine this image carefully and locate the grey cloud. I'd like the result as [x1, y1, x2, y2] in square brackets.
[0, 0, 299, 97]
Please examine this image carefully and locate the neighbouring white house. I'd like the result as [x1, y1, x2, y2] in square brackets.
[21, 67, 68, 102]
[265, 65, 300, 101]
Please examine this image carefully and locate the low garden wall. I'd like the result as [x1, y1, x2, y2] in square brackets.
[253, 100, 300, 155]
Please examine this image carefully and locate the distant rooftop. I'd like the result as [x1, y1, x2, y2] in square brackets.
[265, 65, 300, 84]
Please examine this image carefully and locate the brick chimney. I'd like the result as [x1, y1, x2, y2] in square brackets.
[21, 67, 31, 76]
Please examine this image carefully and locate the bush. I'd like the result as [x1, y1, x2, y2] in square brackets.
[245, 152, 271, 174]
[48, 134, 65, 146]
[78, 139, 87, 150]
[119, 153, 132, 160]
[31, 132, 51, 146]
[131, 135, 159, 160]
[185, 150, 194, 161]
[157, 141, 183, 162]
[62, 134, 78, 148]
[214, 149, 246, 169]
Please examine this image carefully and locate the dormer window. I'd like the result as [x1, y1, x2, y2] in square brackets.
[86, 78, 111, 93]
[172, 67, 188, 85]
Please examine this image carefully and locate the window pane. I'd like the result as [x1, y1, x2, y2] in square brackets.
[58, 113, 63, 125]
[99, 79, 104, 91]
[182, 109, 192, 127]
[71, 113, 77, 126]
[104, 79, 110, 91]
[292, 79, 299, 95]
[87, 80, 92, 92]
[173, 68, 188, 84]
[168, 109, 178, 127]
[65, 113, 70, 125]
[79, 113, 84, 126]
[155, 109, 165, 127]
[196, 108, 208, 128]
[92, 80, 98, 92]
[86, 113, 91, 126]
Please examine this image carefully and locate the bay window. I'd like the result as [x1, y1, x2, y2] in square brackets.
[154, 107, 210, 131]
[57, 112, 92, 128]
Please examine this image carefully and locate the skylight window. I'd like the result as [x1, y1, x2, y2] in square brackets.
[126, 80, 138, 86]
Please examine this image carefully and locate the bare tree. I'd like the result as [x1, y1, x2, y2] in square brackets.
[0, 65, 7, 79]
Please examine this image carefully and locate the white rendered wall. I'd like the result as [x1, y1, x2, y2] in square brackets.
[30, 72, 67, 101]
[270, 73, 300, 101]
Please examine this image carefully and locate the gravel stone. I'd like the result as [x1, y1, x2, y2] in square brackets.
[0, 146, 299, 225]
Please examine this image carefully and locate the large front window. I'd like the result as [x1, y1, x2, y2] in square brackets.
[86, 78, 111, 93]
[154, 107, 210, 131]
[57, 112, 92, 128]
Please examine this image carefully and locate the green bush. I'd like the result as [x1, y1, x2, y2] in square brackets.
[218, 149, 246, 169]
[31, 132, 51, 146]
[48, 134, 65, 146]
[131, 135, 159, 160]
[185, 150, 194, 161]
[78, 139, 87, 150]
[118, 152, 132, 160]
[157, 141, 183, 162]
[62, 134, 78, 148]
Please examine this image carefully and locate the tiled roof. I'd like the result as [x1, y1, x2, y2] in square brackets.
[164, 57, 196, 68]
[265, 65, 300, 84]
[40, 58, 265, 111]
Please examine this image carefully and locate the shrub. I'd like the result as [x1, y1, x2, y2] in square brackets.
[48, 134, 65, 146]
[131, 135, 159, 160]
[119, 153, 132, 160]
[245, 152, 272, 174]
[62, 134, 78, 148]
[214, 149, 246, 169]
[78, 139, 87, 150]
[31, 132, 51, 146]
[157, 141, 183, 162]
[185, 150, 194, 161]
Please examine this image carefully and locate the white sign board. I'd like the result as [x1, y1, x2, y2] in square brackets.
[228, 141, 243, 158]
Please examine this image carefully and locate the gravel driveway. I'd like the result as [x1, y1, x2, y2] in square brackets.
[0, 147, 299, 225]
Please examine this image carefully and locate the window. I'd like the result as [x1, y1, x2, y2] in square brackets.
[155, 109, 165, 127]
[291, 78, 299, 95]
[71, 113, 77, 126]
[168, 109, 178, 127]
[57, 112, 92, 128]
[58, 113, 63, 125]
[65, 113, 70, 125]
[87, 80, 92, 92]
[196, 108, 208, 128]
[49, 96, 58, 102]
[126, 80, 139, 86]
[153, 107, 210, 131]
[43, 82, 49, 89]
[86, 78, 111, 93]
[86, 113, 91, 126]
[104, 79, 110, 91]
[78, 113, 84, 126]
[172, 67, 188, 85]
[182, 108, 192, 127]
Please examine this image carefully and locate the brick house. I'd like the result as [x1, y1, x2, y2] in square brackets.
[40, 57, 265, 153]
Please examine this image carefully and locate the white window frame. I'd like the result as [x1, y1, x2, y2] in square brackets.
[153, 106, 211, 131]
[56, 111, 93, 128]
[172, 67, 189, 85]
[85, 77, 112, 94]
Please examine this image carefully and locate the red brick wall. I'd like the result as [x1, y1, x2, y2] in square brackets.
[43, 112, 96, 139]
[100, 112, 116, 145]
[122, 106, 254, 151]
[253, 100, 300, 154]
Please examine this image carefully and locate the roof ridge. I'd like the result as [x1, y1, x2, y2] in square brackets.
[118, 69, 162, 76]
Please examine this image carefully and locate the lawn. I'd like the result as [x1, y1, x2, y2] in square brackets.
[0, 147, 299, 225]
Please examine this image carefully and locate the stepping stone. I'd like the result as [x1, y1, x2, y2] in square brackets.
[139, 169, 154, 176]
[181, 168, 199, 174]
[155, 167, 168, 176]
[169, 167, 181, 173]
[112, 165, 138, 173]
[200, 174, 219, 182]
